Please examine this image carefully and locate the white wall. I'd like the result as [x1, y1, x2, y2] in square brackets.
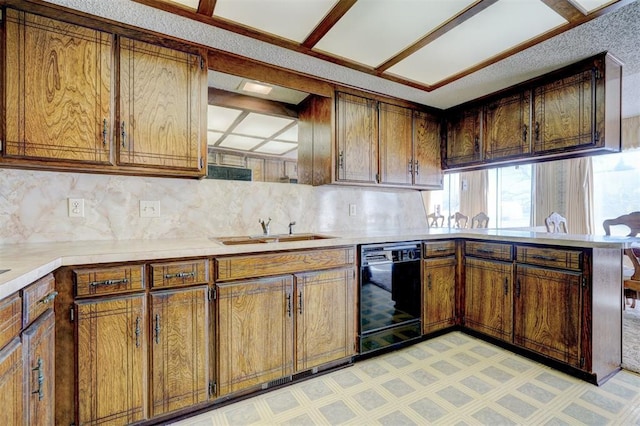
[0, 169, 428, 243]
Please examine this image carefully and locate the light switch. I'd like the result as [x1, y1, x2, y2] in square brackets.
[140, 200, 160, 218]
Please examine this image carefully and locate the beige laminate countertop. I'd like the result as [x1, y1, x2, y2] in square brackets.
[1, 228, 637, 300]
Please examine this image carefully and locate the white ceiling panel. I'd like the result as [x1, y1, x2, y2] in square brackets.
[569, 0, 617, 13]
[233, 113, 295, 138]
[254, 141, 298, 155]
[213, 0, 338, 42]
[207, 131, 224, 145]
[314, 0, 477, 67]
[275, 125, 298, 142]
[208, 105, 242, 132]
[385, 0, 567, 85]
[219, 134, 264, 150]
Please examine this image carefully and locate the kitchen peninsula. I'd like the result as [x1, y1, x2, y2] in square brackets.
[0, 228, 632, 425]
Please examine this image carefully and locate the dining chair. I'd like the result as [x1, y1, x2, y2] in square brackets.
[545, 212, 568, 233]
[603, 211, 640, 308]
[449, 212, 468, 229]
[471, 212, 489, 228]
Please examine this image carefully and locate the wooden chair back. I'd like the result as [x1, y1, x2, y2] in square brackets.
[545, 212, 568, 233]
[603, 211, 640, 236]
[449, 212, 468, 228]
[427, 207, 445, 228]
[471, 212, 489, 228]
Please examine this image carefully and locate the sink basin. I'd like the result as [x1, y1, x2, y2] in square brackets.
[213, 233, 334, 245]
[0, 269, 10, 275]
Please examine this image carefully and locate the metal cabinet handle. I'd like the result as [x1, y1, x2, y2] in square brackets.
[89, 278, 128, 287]
[408, 159, 413, 174]
[474, 136, 480, 153]
[534, 122, 539, 141]
[504, 277, 508, 296]
[38, 291, 58, 305]
[427, 273, 432, 291]
[135, 316, 141, 348]
[286, 293, 292, 317]
[415, 160, 419, 175]
[102, 119, 108, 145]
[339, 151, 344, 169]
[516, 279, 521, 297]
[32, 357, 44, 401]
[477, 248, 493, 254]
[532, 254, 555, 261]
[298, 292, 303, 315]
[164, 272, 195, 279]
[155, 314, 160, 344]
[522, 124, 527, 142]
[121, 121, 126, 147]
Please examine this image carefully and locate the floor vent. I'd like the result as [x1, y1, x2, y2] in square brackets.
[263, 376, 292, 390]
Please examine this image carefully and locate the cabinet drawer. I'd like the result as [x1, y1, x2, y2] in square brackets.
[0, 293, 21, 350]
[150, 258, 209, 288]
[22, 273, 56, 328]
[216, 247, 356, 281]
[424, 241, 456, 258]
[516, 246, 583, 271]
[465, 241, 513, 261]
[74, 264, 145, 297]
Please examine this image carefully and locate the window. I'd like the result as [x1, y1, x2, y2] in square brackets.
[488, 165, 533, 228]
[592, 148, 640, 235]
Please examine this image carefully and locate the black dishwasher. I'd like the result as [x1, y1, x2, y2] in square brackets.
[359, 242, 422, 354]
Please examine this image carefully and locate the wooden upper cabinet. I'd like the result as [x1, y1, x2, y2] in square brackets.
[297, 95, 333, 186]
[119, 37, 206, 174]
[4, 9, 113, 164]
[445, 106, 482, 168]
[484, 90, 531, 161]
[413, 110, 443, 189]
[379, 103, 413, 186]
[335, 92, 378, 184]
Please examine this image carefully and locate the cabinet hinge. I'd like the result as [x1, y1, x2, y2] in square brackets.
[200, 56, 205, 70]
[375, 173, 380, 183]
[70, 306, 75, 322]
[209, 287, 217, 300]
[580, 357, 585, 368]
[200, 157, 204, 169]
[209, 381, 216, 397]
[594, 131, 600, 143]
[594, 67, 602, 80]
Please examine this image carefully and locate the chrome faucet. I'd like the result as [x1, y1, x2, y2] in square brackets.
[259, 218, 271, 235]
[288, 221, 296, 235]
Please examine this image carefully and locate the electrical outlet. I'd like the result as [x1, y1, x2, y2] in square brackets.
[68, 198, 85, 217]
[140, 200, 160, 218]
[349, 204, 357, 216]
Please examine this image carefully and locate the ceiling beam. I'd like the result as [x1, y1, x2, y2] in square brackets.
[302, 0, 358, 48]
[540, 0, 585, 22]
[197, 0, 216, 17]
[375, 0, 499, 73]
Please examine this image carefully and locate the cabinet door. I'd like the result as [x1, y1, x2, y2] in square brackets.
[4, 9, 112, 163]
[119, 37, 205, 174]
[423, 257, 456, 334]
[413, 110, 443, 189]
[445, 107, 482, 167]
[0, 339, 23, 426]
[150, 286, 209, 417]
[484, 91, 531, 161]
[23, 310, 55, 426]
[379, 103, 413, 186]
[294, 268, 355, 372]
[514, 265, 581, 367]
[464, 257, 512, 341]
[532, 68, 595, 153]
[217, 276, 293, 396]
[336, 93, 378, 183]
[76, 294, 147, 425]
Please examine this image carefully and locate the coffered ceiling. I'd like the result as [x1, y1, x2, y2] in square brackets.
[133, 0, 631, 91]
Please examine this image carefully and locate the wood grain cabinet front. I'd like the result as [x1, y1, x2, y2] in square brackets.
[2, 7, 207, 178]
[483, 90, 531, 161]
[422, 256, 456, 334]
[0, 339, 23, 426]
[444, 106, 483, 168]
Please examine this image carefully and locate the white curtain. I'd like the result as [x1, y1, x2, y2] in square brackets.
[622, 115, 640, 151]
[534, 157, 594, 234]
[459, 170, 489, 223]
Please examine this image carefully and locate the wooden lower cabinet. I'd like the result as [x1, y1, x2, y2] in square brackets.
[23, 310, 56, 426]
[514, 265, 582, 367]
[150, 286, 210, 416]
[217, 267, 356, 397]
[294, 268, 355, 371]
[422, 256, 456, 334]
[0, 338, 23, 426]
[464, 257, 513, 341]
[75, 294, 148, 425]
[217, 276, 294, 396]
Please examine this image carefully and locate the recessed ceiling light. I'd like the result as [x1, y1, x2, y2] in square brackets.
[242, 81, 273, 95]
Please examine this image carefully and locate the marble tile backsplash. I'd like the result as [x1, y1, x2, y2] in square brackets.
[1, 169, 429, 244]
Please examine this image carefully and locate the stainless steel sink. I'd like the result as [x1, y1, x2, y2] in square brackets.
[213, 233, 334, 245]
